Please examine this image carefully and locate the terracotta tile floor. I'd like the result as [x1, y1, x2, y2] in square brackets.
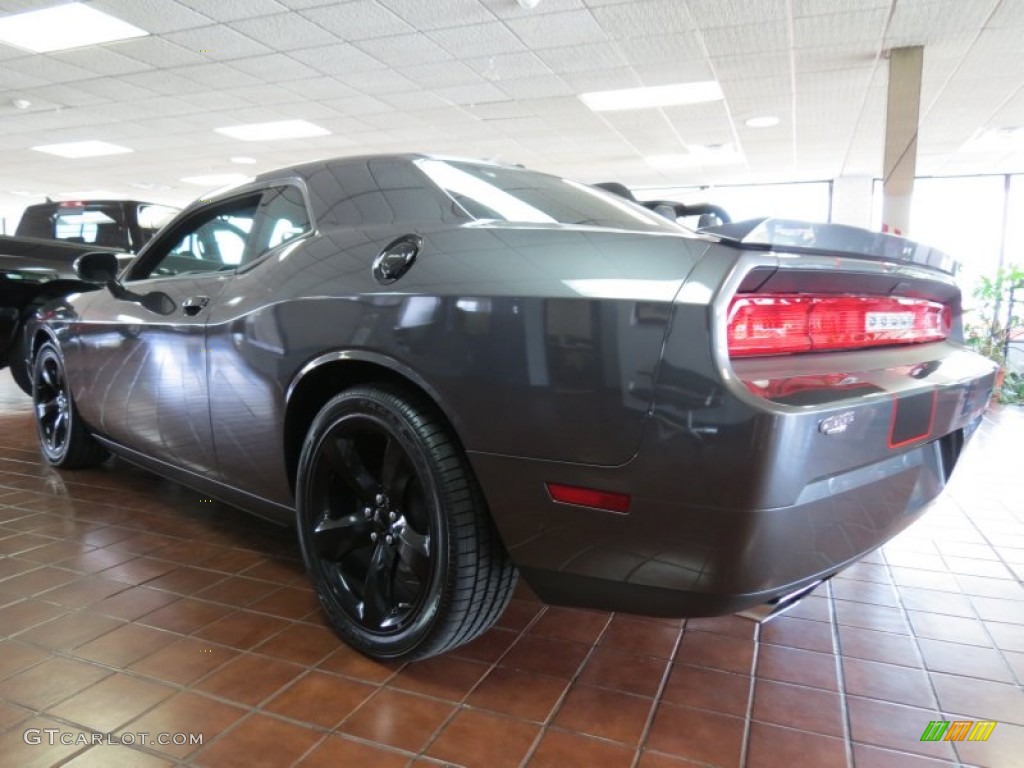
[1, 368, 1022, 767]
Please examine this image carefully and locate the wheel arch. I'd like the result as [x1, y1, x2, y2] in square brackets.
[283, 351, 467, 496]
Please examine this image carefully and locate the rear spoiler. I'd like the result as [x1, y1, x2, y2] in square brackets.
[703, 218, 959, 277]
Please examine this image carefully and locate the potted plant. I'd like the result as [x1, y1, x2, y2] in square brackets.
[964, 264, 1024, 404]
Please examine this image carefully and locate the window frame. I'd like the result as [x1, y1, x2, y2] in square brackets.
[125, 179, 315, 283]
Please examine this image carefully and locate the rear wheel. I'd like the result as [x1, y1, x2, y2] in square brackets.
[32, 341, 108, 468]
[296, 384, 516, 660]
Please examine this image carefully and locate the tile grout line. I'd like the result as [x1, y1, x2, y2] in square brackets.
[413, 605, 550, 765]
[629, 618, 687, 768]
[826, 579, 855, 768]
[879, 544, 966, 764]
[735, 620, 759, 768]
[516, 609, 617, 768]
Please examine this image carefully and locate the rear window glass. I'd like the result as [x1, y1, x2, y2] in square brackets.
[415, 159, 681, 234]
[52, 204, 126, 247]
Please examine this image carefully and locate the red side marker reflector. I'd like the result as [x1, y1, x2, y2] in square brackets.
[546, 483, 631, 514]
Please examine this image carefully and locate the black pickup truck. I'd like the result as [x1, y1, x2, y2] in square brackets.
[1, 200, 178, 392]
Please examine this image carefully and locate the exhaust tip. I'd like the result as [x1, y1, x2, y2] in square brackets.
[736, 580, 824, 624]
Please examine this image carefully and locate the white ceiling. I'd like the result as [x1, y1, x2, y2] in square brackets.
[1, 0, 1023, 212]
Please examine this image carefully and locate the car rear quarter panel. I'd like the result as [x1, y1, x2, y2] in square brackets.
[205, 222, 709, 503]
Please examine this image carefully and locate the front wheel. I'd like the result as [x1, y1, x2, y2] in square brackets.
[32, 341, 108, 468]
[295, 384, 516, 660]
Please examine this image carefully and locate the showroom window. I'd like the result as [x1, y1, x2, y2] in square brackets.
[871, 175, 1007, 299]
[634, 181, 832, 224]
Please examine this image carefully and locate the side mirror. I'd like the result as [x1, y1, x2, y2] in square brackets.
[73, 251, 121, 284]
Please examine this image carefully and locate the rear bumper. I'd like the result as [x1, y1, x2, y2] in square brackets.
[471, 339, 995, 618]
[472, 422, 971, 616]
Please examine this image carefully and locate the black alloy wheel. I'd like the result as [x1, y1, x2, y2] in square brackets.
[32, 341, 107, 469]
[296, 385, 516, 660]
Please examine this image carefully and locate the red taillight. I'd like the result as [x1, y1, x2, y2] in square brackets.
[546, 483, 630, 514]
[727, 294, 950, 357]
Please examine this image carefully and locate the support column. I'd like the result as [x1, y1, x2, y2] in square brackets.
[881, 46, 923, 236]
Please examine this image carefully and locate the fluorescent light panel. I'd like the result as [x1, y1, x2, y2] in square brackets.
[580, 81, 723, 112]
[215, 120, 330, 141]
[33, 141, 133, 158]
[0, 2, 147, 53]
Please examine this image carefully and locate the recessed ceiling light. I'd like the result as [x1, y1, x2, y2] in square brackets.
[230, 156, 257, 164]
[32, 140, 133, 158]
[0, 2, 147, 53]
[214, 120, 330, 142]
[580, 81, 723, 112]
[745, 115, 780, 128]
[647, 144, 745, 168]
[181, 173, 252, 187]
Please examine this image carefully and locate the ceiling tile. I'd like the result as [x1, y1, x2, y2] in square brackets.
[504, 9, 608, 48]
[378, 0, 496, 30]
[497, 74, 575, 99]
[397, 60, 481, 88]
[634, 61, 718, 86]
[230, 12, 339, 48]
[560, 67, 642, 92]
[591, 1, 691, 37]
[3, 55, 99, 84]
[616, 33, 703, 65]
[332, 67, 421, 94]
[535, 42, 625, 73]
[701, 20, 791, 56]
[178, 0, 287, 21]
[428, 21, 526, 57]
[283, 76, 359, 100]
[686, 0, 788, 28]
[378, 90, 452, 111]
[794, 9, 889, 47]
[289, 42, 385, 75]
[119, 69, 207, 96]
[113, 37, 211, 68]
[165, 25, 273, 60]
[483, 0, 584, 16]
[713, 52, 791, 82]
[49, 48, 155, 77]
[434, 80, 509, 105]
[227, 53, 320, 82]
[465, 51, 552, 80]
[170, 62, 265, 88]
[89, 0, 216, 33]
[299, 1, 414, 40]
[355, 33, 453, 67]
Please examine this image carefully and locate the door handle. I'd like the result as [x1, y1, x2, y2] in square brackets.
[182, 295, 209, 316]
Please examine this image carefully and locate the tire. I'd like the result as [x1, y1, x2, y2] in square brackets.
[296, 384, 517, 661]
[32, 341, 108, 469]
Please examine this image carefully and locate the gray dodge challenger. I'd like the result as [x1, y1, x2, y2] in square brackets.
[25, 154, 996, 660]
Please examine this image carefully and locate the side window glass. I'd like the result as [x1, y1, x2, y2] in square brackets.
[139, 197, 259, 279]
[244, 186, 311, 265]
